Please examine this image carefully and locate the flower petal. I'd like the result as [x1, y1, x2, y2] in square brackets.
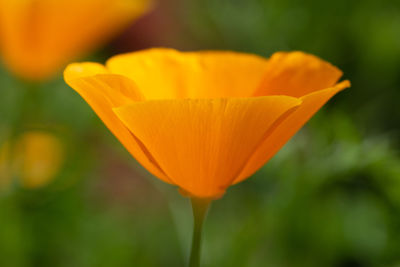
[254, 51, 343, 97]
[235, 80, 350, 183]
[64, 62, 109, 79]
[106, 48, 269, 99]
[113, 96, 301, 198]
[64, 63, 171, 183]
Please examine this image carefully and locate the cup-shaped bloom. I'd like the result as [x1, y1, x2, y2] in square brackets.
[0, 0, 151, 81]
[64, 48, 350, 198]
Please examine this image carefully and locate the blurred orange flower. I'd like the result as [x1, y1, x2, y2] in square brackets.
[0, 131, 63, 190]
[14, 131, 64, 188]
[0, 0, 152, 81]
[64, 48, 350, 198]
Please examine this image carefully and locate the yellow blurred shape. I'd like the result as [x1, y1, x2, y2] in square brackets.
[14, 131, 64, 189]
[0, 142, 13, 189]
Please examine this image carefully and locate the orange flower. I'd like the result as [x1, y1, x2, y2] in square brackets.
[0, 131, 64, 190]
[64, 48, 350, 199]
[0, 0, 152, 81]
[13, 131, 64, 188]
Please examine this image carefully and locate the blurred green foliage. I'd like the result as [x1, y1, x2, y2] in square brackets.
[1, 0, 400, 266]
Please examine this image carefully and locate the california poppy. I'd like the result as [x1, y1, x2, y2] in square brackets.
[64, 48, 349, 198]
[0, 0, 152, 81]
[64, 48, 349, 266]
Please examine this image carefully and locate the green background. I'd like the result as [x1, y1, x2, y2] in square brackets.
[1, 0, 400, 266]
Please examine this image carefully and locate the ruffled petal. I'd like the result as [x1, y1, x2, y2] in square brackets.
[236, 80, 350, 183]
[254, 51, 343, 97]
[106, 48, 269, 99]
[64, 63, 171, 183]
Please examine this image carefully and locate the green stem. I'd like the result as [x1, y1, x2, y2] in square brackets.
[189, 198, 211, 267]
[11, 80, 40, 137]
[7, 81, 40, 188]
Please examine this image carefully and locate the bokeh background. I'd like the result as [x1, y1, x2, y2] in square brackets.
[1, 0, 400, 266]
